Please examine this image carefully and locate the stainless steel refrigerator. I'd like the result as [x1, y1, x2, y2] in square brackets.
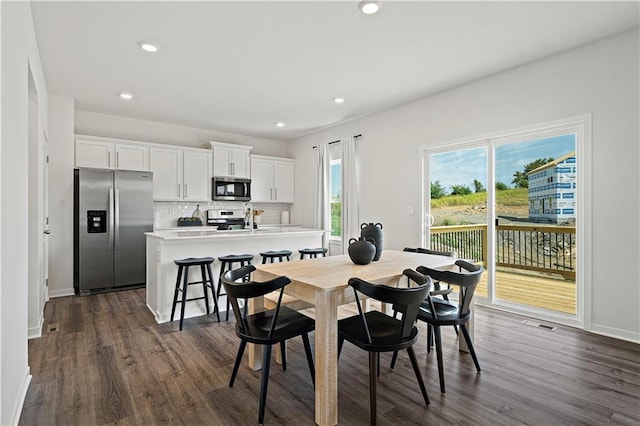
[74, 168, 153, 294]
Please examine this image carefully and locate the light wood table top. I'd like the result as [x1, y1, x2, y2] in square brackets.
[251, 249, 459, 426]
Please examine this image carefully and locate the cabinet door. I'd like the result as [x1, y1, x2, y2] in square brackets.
[212, 146, 232, 177]
[183, 150, 211, 201]
[150, 148, 183, 201]
[250, 157, 273, 202]
[230, 149, 251, 178]
[273, 160, 295, 203]
[76, 139, 113, 169]
[115, 144, 149, 171]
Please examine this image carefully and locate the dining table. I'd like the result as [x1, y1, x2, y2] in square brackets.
[250, 249, 468, 426]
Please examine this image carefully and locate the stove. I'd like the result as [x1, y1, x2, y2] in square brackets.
[207, 209, 245, 229]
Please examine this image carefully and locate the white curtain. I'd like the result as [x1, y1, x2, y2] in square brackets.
[341, 136, 360, 254]
[314, 141, 330, 248]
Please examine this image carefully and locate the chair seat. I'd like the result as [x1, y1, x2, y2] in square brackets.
[174, 257, 214, 266]
[339, 310, 419, 352]
[418, 300, 472, 325]
[299, 248, 326, 254]
[218, 254, 253, 262]
[260, 250, 293, 256]
[239, 306, 315, 344]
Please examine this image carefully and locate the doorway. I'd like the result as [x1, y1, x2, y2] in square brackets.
[423, 116, 589, 327]
[28, 63, 48, 338]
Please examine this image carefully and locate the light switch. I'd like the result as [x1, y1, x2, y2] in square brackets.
[407, 205, 415, 215]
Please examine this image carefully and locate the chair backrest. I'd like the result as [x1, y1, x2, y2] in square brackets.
[417, 260, 484, 318]
[403, 247, 456, 257]
[348, 269, 432, 342]
[222, 264, 291, 338]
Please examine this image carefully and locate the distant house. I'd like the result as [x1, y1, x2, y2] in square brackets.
[527, 151, 577, 223]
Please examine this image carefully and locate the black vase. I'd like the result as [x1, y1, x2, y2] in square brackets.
[361, 222, 383, 261]
[348, 237, 376, 265]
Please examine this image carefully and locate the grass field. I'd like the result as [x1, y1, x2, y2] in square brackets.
[430, 187, 528, 208]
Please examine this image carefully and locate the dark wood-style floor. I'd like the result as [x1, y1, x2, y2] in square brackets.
[20, 289, 640, 425]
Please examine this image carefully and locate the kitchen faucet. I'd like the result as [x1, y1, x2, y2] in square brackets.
[242, 202, 254, 233]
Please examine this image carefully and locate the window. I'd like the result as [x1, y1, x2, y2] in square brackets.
[330, 160, 342, 237]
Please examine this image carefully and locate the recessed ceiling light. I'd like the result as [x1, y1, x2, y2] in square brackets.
[359, 1, 380, 15]
[333, 97, 345, 104]
[275, 122, 285, 127]
[137, 41, 159, 53]
[119, 92, 133, 100]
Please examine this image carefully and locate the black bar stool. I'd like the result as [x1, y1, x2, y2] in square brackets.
[260, 250, 293, 264]
[217, 254, 254, 321]
[171, 257, 219, 330]
[299, 247, 328, 259]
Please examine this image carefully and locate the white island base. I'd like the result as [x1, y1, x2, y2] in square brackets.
[145, 227, 326, 324]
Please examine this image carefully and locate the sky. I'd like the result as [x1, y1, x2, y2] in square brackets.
[429, 134, 576, 191]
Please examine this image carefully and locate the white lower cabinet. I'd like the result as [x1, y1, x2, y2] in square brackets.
[250, 155, 294, 203]
[150, 147, 211, 201]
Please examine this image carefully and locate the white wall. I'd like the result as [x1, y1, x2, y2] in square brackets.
[47, 95, 75, 297]
[1, 1, 49, 423]
[75, 110, 291, 157]
[290, 30, 640, 342]
[45, 108, 292, 296]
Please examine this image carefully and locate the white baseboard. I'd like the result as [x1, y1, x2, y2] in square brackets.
[11, 367, 32, 426]
[589, 323, 640, 344]
[48, 287, 75, 298]
[27, 315, 44, 340]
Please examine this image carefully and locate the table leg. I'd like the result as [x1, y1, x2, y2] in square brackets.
[315, 290, 338, 426]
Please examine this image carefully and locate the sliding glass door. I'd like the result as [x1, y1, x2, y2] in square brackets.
[426, 146, 489, 298]
[423, 117, 586, 324]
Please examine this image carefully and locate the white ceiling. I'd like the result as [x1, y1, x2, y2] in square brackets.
[31, 1, 639, 141]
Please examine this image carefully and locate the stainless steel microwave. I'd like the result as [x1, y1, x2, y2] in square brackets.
[212, 177, 251, 201]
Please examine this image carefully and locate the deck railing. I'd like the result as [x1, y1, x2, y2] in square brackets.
[430, 223, 576, 280]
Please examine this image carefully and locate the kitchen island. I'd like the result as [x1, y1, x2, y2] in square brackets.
[145, 226, 326, 323]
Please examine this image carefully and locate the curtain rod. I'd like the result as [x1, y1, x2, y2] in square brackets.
[312, 134, 362, 149]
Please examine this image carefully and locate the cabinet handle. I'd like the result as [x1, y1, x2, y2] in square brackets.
[177, 184, 181, 197]
[231, 163, 235, 175]
[184, 184, 188, 198]
[116, 152, 120, 168]
[229, 163, 232, 175]
[270, 188, 273, 200]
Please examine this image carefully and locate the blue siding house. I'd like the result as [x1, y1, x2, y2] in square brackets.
[527, 151, 577, 223]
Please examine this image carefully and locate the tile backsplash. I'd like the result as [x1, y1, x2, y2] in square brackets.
[153, 201, 292, 229]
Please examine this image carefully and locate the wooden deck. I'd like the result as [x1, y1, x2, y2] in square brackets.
[475, 269, 576, 314]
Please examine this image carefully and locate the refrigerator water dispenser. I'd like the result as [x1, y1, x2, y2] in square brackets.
[87, 210, 107, 233]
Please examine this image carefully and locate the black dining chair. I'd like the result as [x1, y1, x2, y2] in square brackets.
[221, 264, 315, 425]
[393, 260, 484, 394]
[338, 269, 432, 425]
[403, 247, 456, 301]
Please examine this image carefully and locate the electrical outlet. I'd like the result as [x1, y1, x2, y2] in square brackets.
[407, 205, 415, 215]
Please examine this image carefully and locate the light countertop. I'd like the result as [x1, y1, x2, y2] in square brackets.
[146, 226, 326, 241]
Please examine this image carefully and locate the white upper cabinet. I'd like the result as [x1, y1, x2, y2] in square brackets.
[150, 146, 211, 202]
[273, 160, 295, 203]
[75, 135, 149, 171]
[76, 138, 113, 169]
[182, 150, 211, 201]
[114, 144, 149, 171]
[150, 147, 183, 201]
[250, 157, 273, 202]
[210, 141, 253, 178]
[250, 155, 295, 203]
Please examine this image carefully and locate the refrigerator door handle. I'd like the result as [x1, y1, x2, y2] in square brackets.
[114, 188, 120, 250]
[108, 187, 115, 250]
